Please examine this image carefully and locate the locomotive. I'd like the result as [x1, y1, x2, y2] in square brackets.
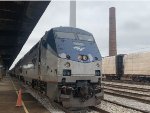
[102, 52, 150, 82]
[11, 27, 103, 108]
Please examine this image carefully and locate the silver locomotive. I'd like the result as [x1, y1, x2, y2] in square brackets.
[12, 27, 103, 108]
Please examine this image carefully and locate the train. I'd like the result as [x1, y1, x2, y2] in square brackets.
[0, 57, 5, 81]
[102, 52, 150, 82]
[0, 66, 4, 81]
[10, 27, 103, 108]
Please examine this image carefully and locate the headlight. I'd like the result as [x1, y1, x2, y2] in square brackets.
[78, 55, 83, 60]
[95, 70, 101, 76]
[78, 55, 88, 61]
[63, 69, 71, 76]
[82, 55, 88, 61]
[64, 62, 70, 68]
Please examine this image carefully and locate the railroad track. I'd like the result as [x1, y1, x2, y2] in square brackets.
[104, 85, 150, 97]
[89, 106, 109, 113]
[104, 84, 150, 96]
[103, 79, 150, 86]
[101, 80, 150, 112]
[102, 81, 150, 89]
[103, 83, 150, 92]
[103, 80, 150, 104]
[102, 99, 149, 113]
[104, 88, 150, 104]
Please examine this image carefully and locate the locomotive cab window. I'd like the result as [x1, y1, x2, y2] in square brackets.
[55, 32, 75, 39]
[77, 34, 94, 42]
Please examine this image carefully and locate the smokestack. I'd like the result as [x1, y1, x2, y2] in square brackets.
[109, 7, 117, 56]
[70, 0, 76, 27]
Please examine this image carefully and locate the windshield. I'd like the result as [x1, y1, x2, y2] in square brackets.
[77, 34, 94, 42]
[55, 32, 75, 39]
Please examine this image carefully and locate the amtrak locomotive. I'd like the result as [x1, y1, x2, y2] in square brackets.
[12, 27, 103, 108]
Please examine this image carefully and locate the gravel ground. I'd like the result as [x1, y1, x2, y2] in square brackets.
[86, 111, 99, 113]
[103, 81, 150, 90]
[97, 100, 142, 113]
[104, 86, 150, 96]
[104, 94, 150, 112]
[72, 110, 99, 113]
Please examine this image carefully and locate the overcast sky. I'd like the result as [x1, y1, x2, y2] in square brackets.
[10, 0, 150, 69]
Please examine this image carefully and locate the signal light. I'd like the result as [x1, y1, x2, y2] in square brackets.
[63, 69, 71, 76]
[64, 62, 70, 68]
[95, 70, 101, 76]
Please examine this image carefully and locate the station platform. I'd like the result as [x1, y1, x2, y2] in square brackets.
[0, 76, 50, 113]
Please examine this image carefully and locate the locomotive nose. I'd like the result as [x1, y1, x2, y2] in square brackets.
[76, 81, 94, 101]
[80, 85, 88, 98]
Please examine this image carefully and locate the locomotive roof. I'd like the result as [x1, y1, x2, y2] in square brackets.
[52, 27, 93, 36]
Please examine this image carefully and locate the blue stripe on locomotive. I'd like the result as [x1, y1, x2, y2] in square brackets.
[45, 27, 101, 63]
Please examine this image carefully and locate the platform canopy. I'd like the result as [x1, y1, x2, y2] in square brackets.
[0, 1, 50, 69]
